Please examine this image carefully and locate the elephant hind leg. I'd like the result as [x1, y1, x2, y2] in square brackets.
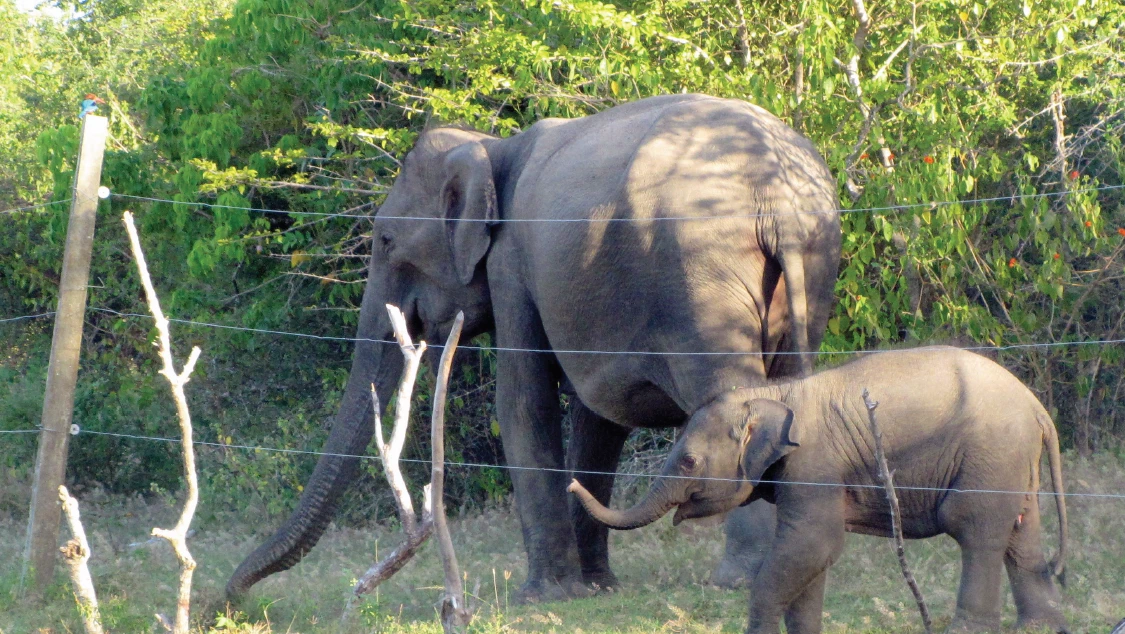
[710, 501, 776, 589]
[943, 491, 1017, 633]
[1004, 500, 1069, 633]
[566, 399, 630, 591]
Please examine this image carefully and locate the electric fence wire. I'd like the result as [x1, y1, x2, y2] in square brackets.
[110, 183, 1125, 222]
[88, 307, 1125, 356]
[3, 185, 1124, 498]
[0, 198, 73, 216]
[0, 426, 1115, 500]
[0, 312, 55, 324]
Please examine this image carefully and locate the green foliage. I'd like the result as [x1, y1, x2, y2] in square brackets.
[1, 0, 1124, 513]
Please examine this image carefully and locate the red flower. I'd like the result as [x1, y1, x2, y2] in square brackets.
[859, 152, 869, 160]
[1008, 257, 1018, 268]
[923, 155, 935, 164]
[1085, 221, 1093, 228]
[1053, 252, 1060, 260]
[1069, 170, 1079, 180]
[888, 152, 896, 161]
[1117, 227, 1125, 237]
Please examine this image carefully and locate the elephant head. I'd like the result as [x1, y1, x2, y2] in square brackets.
[569, 393, 800, 530]
[227, 128, 499, 599]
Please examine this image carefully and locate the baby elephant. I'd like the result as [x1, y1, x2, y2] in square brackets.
[571, 346, 1068, 634]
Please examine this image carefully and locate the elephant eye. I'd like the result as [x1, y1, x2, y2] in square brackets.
[680, 454, 699, 472]
[379, 232, 394, 252]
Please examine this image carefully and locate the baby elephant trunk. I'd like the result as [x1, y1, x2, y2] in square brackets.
[568, 478, 683, 530]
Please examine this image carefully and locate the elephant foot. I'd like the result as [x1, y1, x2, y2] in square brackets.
[513, 576, 594, 605]
[944, 611, 1001, 634]
[1014, 616, 1070, 634]
[582, 569, 620, 593]
[709, 556, 758, 589]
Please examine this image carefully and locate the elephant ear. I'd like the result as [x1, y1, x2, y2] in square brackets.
[441, 141, 498, 285]
[738, 399, 801, 484]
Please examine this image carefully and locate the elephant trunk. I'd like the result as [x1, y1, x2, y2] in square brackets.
[568, 477, 685, 530]
[226, 291, 405, 601]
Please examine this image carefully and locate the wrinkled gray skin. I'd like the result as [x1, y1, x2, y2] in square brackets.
[710, 502, 776, 588]
[226, 94, 841, 603]
[573, 347, 1069, 634]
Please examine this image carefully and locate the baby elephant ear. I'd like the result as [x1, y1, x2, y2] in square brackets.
[441, 141, 497, 285]
[740, 399, 800, 484]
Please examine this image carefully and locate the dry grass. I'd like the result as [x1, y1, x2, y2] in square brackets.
[1, 452, 1123, 633]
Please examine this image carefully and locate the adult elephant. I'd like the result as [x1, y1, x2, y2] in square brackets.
[226, 94, 841, 602]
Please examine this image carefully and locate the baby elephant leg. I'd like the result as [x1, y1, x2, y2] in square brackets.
[1005, 500, 1069, 633]
[783, 568, 828, 634]
[944, 493, 1017, 633]
[745, 499, 843, 634]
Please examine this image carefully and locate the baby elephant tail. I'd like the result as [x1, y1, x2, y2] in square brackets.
[1038, 412, 1068, 586]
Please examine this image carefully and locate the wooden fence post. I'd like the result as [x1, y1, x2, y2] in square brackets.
[23, 114, 109, 595]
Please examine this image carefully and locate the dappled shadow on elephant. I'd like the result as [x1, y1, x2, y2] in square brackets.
[225, 93, 841, 605]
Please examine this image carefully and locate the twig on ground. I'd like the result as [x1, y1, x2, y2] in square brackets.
[863, 388, 932, 634]
[432, 312, 473, 632]
[123, 211, 201, 634]
[57, 486, 104, 634]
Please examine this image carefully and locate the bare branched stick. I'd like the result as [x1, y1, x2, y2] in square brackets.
[57, 486, 104, 634]
[1050, 88, 1071, 215]
[380, 304, 430, 536]
[347, 304, 434, 606]
[431, 312, 473, 633]
[862, 389, 932, 634]
[123, 211, 200, 634]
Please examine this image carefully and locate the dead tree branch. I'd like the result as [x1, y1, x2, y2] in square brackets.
[346, 306, 473, 632]
[835, 0, 895, 201]
[123, 211, 200, 634]
[1050, 89, 1072, 216]
[57, 486, 104, 634]
[431, 312, 472, 632]
[349, 304, 432, 604]
[863, 389, 932, 634]
[732, 0, 751, 68]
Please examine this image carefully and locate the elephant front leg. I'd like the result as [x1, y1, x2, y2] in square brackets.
[745, 496, 844, 634]
[784, 568, 828, 634]
[494, 305, 586, 603]
[566, 400, 630, 591]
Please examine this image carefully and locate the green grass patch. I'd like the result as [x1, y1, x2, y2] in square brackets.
[1, 453, 1123, 633]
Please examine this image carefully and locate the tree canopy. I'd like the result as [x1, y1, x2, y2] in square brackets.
[2, 0, 1123, 503]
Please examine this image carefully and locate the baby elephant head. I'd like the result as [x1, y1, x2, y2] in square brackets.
[570, 392, 802, 530]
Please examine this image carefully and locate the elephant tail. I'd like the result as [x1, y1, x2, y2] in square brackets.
[1038, 412, 1068, 585]
[778, 249, 811, 376]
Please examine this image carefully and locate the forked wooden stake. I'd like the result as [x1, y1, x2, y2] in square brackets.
[863, 388, 932, 634]
[123, 211, 201, 634]
[57, 486, 104, 634]
[348, 306, 473, 634]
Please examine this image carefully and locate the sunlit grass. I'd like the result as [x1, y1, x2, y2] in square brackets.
[2, 452, 1123, 633]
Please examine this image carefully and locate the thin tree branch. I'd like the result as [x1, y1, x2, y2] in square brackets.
[346, 304, 433, 608]
[863, 389, 932, 634]
[732, 0, 751, 68]
[123, 211, 200, 634]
